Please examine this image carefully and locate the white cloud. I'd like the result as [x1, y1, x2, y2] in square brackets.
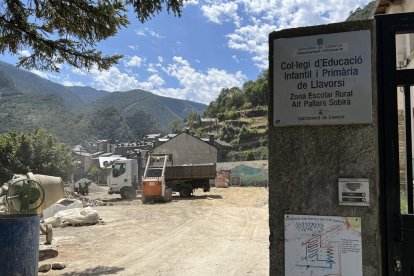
[155, 56, 246, 103]
[125, 56, 142, 68]
[128, 45, 139, 50]
[201, 2, 239, 25]
[135, 28, 163, 38]
[29, 69, 66, 83]
[198, 0, 371, 69]
[70, 67, 88, 76]
[90, 66, 139, 92]
[62, 80, 85, 87]
[227, 23, 274, 69]
[30, 69, 50, 79]
[148, 74, 165, 87]
[18, 50, 31, 57]
[147, 63, 158, 73]
[185, 0, 199, 5]
[87, 66, 165, 93]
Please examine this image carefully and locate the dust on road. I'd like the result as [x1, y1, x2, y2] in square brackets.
[39, 187, 269, 276]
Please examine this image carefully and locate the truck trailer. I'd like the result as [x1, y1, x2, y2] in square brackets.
[141, 154, 216, 203]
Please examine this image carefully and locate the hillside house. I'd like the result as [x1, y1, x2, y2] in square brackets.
[149, 131, 217, 165]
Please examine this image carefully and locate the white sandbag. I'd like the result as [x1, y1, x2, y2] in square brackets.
[44, 207, 100, 227]
[42, 198, 83, 219]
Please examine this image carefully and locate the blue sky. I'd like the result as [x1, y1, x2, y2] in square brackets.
[0, 0, 372, 104]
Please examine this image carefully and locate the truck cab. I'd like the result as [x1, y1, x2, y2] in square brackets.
[107, 159, 139, 199]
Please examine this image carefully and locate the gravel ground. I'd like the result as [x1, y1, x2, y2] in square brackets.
[39, 187, 269, 276]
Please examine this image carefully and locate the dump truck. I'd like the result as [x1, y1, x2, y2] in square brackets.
[107, 159, 139, 199]
[141, 154, 216, 203]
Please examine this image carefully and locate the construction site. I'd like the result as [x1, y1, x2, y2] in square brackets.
[1, 176, 269, 275]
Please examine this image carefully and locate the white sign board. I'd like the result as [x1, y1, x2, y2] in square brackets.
[285, 214, 362, 276]
[273, 30, 372, 126]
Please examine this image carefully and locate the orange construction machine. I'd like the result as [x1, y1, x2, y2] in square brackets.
[141, 154, 216, 203]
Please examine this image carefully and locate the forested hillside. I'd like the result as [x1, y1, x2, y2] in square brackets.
[84, 89, 206, 132]
[0, 61, 206, 144]
[186, 70, 269, 161]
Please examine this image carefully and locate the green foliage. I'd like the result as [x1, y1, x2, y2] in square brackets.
[224, 109, 238, 120]
[0, 93, 85, 144]
[89, 108, 135, 141]
[185, 111, 202, 127]
[245, 151, 255, 161]
[237, 126, 254, 143]
[84, 89, 205, 132]
[126, 110, 160, 139]
[130, 0, 186, 23]
[259, 147, 268, 160]
[0, 61, 85, 110]
[171, 120, 182, 133]
[226, 147, 268, 162]
[221, 125, 239, 143]
[0, 0, 185, 71]
[87, 165, 99, 183]
[346, 1, 376, 21]
[0, 88, 196, 145]
[0, 128, 75, 183]
[203, 70, 268, 118]
[216, 113, 225, 121]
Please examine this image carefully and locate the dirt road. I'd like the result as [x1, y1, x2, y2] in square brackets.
[39, 187, 269, 276]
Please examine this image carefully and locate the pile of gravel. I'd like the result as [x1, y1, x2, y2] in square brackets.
[64, 187, 110, 207]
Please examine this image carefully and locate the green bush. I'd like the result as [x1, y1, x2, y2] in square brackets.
[224, 109, 238, 120]
[0, 128, 75, 183]
[221, 125, 239, 143]
[237, 126, 255, 142]
[246, 151, 255, 161]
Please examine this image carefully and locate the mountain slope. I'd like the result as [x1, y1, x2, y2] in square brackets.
[0, 61, 207, 138]
[0, 93, 81, 144]
[0, 61, 85, 110]
[66, 86, 109, 104]
[84, 89, 206, 132]
[0, 70, 23, 97]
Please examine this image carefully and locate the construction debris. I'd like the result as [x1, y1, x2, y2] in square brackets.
[42, 198, 83, 219]
[64, 186, 110, 207]
[44, 206, 101, 227]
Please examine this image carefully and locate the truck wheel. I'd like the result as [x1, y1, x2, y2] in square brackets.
[141, 195, 147, 204]
[120, 187, 136, 199]
[179, 187, 192, 198]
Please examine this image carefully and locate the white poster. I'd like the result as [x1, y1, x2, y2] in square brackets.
[285, 214, 362, 276]
[273, 30, 372, 126]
